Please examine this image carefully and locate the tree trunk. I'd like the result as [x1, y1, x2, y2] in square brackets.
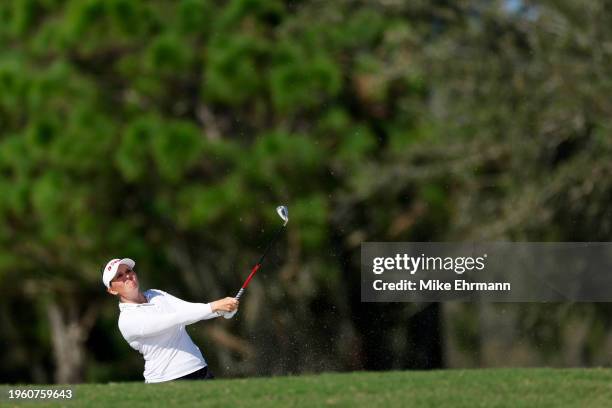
[47, 300, 97, 384]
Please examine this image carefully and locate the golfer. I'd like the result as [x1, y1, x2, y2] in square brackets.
[103, 258, 238, 383]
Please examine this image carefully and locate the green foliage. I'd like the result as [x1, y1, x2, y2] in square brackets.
[116, 117, 157, 182]
[10, 0, 44, 36]
[337, 125, 377, 162]
[292, 195, 328, 251]
[204, 34, 268, 105]
[270, 44, 342, 113]
[62, 0, 152, 51]
[219, 0, 284, 29]
[177, 179, 239, 228]
[31, 171, 65, 218]
[177, 0, 213, 36]
[245, 132, 324, 188]
[146, 34, 193, 75]
[119, 118, 205, 182]
[151, 121, 203, 182]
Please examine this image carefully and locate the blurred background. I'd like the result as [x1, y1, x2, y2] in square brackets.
[1, 0, 612, 384]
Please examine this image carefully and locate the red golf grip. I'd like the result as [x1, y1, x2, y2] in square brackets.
[242, 264, 260, 288]
[234, 263, 260, 300]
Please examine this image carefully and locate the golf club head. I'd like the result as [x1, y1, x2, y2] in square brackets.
[276, 205, 289, 226]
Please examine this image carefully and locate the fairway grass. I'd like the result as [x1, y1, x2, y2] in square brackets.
[2, 368, 612, 407]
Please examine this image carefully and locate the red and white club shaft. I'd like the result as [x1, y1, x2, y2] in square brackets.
[223, 206, 288, 318]
[234, 264, 260, 300]
[233, 223, 286, 300]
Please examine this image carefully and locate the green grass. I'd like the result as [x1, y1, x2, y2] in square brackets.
[2, 369, 612, 408]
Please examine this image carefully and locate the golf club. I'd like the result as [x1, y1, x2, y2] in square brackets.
[221, 205, 289, 319]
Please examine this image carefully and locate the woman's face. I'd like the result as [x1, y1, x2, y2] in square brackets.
[108, 264, 139, 297]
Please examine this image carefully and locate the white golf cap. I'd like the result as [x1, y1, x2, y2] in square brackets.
[103, 258, 135, 288]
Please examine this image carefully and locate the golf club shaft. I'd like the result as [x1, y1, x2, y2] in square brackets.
[234, 224, 286, 300]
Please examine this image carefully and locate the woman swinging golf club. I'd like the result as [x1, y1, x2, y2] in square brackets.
[103, 206, 288, 383]
[103, 258, 238, 383]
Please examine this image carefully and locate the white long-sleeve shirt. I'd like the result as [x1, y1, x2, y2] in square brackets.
[117, 289, 220, 383]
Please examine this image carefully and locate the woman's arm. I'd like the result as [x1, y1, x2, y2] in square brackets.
[119, 302, 216, 340]
[161, 290, 239, 315]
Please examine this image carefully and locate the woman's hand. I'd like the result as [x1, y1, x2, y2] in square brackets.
[211, 297, 239, 314]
